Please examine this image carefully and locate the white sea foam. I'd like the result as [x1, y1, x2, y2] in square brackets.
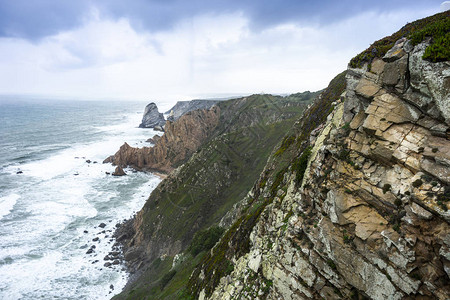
[0, 193, 19, 219]
[0, 107, 161, 299]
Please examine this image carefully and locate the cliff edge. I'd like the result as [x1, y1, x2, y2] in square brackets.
[187, 12, 450, 300]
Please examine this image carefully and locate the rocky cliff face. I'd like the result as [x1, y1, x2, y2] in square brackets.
[139, 102, 166, 128]
[166, 100, 221, 122]
[111, 93, 316, 299]
[106, 106, 221, 173]
[187, 23, 449, 300]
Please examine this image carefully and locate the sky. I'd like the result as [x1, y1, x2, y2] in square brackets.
[0, 1, 447, 103]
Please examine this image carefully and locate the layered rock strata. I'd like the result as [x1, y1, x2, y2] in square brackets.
[193, 38, 449, 299]
[106, 106, 220, 173]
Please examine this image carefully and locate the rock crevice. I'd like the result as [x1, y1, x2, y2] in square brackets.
[198, 37, 449, 300]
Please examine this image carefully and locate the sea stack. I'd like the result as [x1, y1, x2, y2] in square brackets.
[138, 102, 166, 129]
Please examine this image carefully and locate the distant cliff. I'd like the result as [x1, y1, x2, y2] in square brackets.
[106, 106, 221, 173]
[166, 99, 221, 122]
[138, 102, 166, 129]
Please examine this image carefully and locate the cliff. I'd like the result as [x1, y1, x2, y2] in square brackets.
[139, 102, 166, 129]
[112, 11, 449, 300]
[166, 100, 221, 122]
[105, 106, 221, 173]
[187, 11, 450, 300]
[112, 93, 317, 299]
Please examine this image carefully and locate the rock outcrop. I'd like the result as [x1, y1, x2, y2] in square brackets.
[111, 93, 317, 299]
[106, 106, 221, 173]
[166, 99, 221, 122]
[187, 26, 449, 300]
[138, 102, 166, 128]
[109, 12, 449, 300]
[112, 166, 126, 176]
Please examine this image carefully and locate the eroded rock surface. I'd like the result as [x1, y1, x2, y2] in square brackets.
[166, 99, 220, 122]
[105, 106, 220, 173]
[138, 102, 166, 128]
[196, 38, 449, 300]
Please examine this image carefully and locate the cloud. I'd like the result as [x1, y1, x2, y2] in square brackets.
[0, 7, 439, 103]
[441, 1, 450, 11]
[0, 0, 444, 40]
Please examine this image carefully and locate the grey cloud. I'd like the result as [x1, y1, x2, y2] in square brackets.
[0, 0, 443, 40]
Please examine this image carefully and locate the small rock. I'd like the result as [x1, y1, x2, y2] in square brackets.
[112, 260, 120, 265]
[99, 223, 107, 228]
[104, 262, 112, 267]
[80, 244, 88, 249]
[86, 159, 91, 163]
[105, 172, 111, 175]
[93, 237, 99, 242]
[110, 284, 114, 290]
[112, 166, 126, 176]
[83, 230, 88, 234]
[16, 171, 23, 174]
[104, 255, 111, 261]
[86, 249, 94, 254]
[92, 260, 99, 264]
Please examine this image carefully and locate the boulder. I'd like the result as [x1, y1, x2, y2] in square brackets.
[112, 166, 126, 176]
[138, 102, 166, 128]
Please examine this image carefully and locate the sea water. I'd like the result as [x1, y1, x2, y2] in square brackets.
[0, 98, 162, 299]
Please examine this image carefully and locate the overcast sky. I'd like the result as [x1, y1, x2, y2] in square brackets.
[0, 1, 447, 103]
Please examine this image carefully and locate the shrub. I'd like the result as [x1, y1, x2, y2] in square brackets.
[292, 147, 312, 185]
[160, 270, 176, 289]
[326, 259, 337, 270]
[412, 179, 423, 188]
[349, 11, 449, 67]
[274, 135, 296, 156]
[187, 226, 225, 257]
[383, 184, 392, 194]
[410, 17, 450, 62]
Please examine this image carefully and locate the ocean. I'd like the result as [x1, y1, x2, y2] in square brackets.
[0, 98, 162, 299]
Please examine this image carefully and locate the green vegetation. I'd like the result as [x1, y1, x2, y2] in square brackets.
[160, 270, 177, 289]
[186, 72, 347, 299]
[187, 226, 225, 257]
[393, 223, 401, 233]
[350, 11, 449, 68]
[382, 184, 392, 194]
[292, 147, 312, 185]
[412, 179, 423, 188]
[410, 16, 450, 62]
[261, 279, 273, 294]
[274, 135, 296, 156]
[343, 234, 353, 244]
[114, 92, 317, 299]
[327, 259, 337, 271]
